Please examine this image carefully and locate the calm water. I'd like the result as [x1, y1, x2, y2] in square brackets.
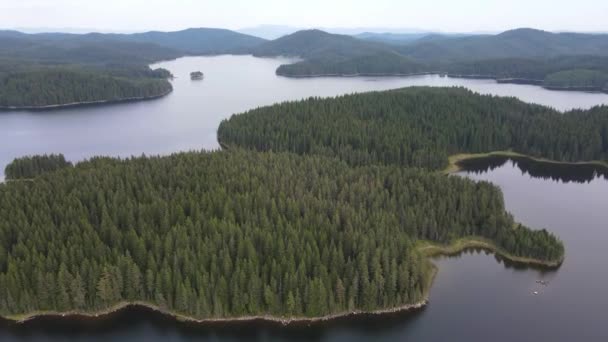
[1, 56, 608, 341]
[1, 55, 608, 179]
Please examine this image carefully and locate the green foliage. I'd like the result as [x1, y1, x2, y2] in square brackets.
[254, 30, 423, 77]
[544, 69, 608, 89]
[399, 28, 608, 63]
[249, 29, 608, 80]
[0, 150, 562, 318]
[112, 28, 266, 54]
[0, 31, 181, 65]
[445, 56, 608, 87]
[4, 154, 72, 180]
[219, 87, 608, 169]
[0, 64, 172, 108]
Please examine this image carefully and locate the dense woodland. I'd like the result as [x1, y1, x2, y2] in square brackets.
[249, 29, 608, 83]
[0, 150, 563, 318]
[0, 30, 182, 108]
[4, 154, 72, 180]
[445, 56, 608, 90]
[219, 87, 608, 170]
[253, 30, 423, 76]
[0, 64, 173, 107]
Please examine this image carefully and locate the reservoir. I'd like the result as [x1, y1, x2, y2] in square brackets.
[1, 55, 608, 179]
[0, 56, 607, 341]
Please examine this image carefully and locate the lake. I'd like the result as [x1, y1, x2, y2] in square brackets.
[0, 56, 607, 341]
[1, 55, 608, 180]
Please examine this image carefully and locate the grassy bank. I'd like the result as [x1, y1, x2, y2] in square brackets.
[417, 236, 564, 268]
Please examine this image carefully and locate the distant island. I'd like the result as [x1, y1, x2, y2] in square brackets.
[190, 71, 204, 80]
[249, 29, 608, 93]
[0, 28, 262, 109]
[0, 88, 575, 324]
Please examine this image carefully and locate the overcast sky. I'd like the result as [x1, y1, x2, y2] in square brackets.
[1, 0, 607, 33]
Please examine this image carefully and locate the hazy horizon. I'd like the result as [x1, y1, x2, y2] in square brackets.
[1, 0, 607, 35]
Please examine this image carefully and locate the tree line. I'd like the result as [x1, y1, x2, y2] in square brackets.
[0, 65, 173, 108]
[218, 87, 608, 170]
[4, 154, 72, 180]
[0, 150, 563, 318]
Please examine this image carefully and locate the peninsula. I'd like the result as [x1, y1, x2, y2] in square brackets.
[0, 87, 576, 324]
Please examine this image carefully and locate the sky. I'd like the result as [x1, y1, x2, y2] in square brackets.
[1, 0, 607, 33]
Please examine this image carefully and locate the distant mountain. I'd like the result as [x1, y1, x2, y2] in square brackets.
[355, 32, 430, 44]
[400, 28, 608, 62]
[0, 30, 181, 64]
[109, 28, 267, 55]
[238, 25, 299, 40]
[0, 28, 268, 62]
[251, 30, 423, 76]
[238, 25, 435, 40]
[251, 29, 392, 58]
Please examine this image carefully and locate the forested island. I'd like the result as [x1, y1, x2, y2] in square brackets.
[0, 148, 563, 322]
[0, 88, 573, 323]
[0, 65, 173, 109]
[219, 87, 608, 170]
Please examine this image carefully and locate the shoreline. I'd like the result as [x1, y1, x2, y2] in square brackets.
[0, 88, 173, 112]
[2, 253, 437, 326]
[444, 151, 608, 174]
[276, 71, 438, 78]
[1, 233, 560, 327]
[418, 237, 564, 269]
[4, 298, 430, 327]
[276, 70, 608, 94]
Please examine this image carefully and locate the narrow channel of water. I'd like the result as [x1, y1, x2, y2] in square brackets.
[1, 55, 607, 180]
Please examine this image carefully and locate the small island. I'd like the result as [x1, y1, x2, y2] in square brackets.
[190, 71, 204, 80]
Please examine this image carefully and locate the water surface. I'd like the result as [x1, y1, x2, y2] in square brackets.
[1, 159, 606, 341]
[2, 55, 608, 179]
[1, 56, 607, 341]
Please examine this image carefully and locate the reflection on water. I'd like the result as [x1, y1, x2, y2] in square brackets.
[458, 155, 608, 183]
[1, 57, 608, 341]
[1, 55, 608, 181]
[0, 305, 427, 342]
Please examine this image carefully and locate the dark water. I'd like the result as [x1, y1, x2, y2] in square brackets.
[458, 155, 608, 183]
[1, 56, 608, 341]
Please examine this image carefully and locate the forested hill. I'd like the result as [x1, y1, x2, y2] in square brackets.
[0, 31, 181, 108]
[218, 87, 608, 170]
[108, 28, 267, 55]
[399, 28, 608, 63]
[0, 149, 563, 319]
[251, 30, 425, 76]
[0, 28, 265, 61]
[0, 30, 181, 65]
[242, 28, 608, 86]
